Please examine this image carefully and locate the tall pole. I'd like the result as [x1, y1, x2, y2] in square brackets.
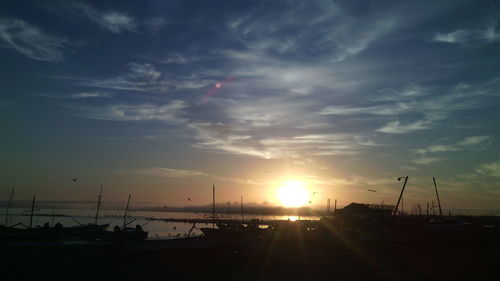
[433, 177, 443, 217]
[401, 197, 404, 216]
[392, 176, 408, 217]
[212, 185, 215, 228]
[5, 187, 14, 226]
[29, 194, 36, 229]
[123, 193, 131, 228]
[240, 196, 244, 223]
[334, 199, 337, 218]
[95, 185, 103, 225]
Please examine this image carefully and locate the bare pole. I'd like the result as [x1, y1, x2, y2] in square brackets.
[123, 193, 131, 228]
[240, 196, 244, 223]
[432, 177, 443, 217]
[212, 185, 215, 228]
[401, 197, 404, 216]
[5, 187, 14, 226]
[29, 194, 36, 229]
[95, 184, 103, 225]
[392, 176, 408, 217]
[334, 199, 337, 218]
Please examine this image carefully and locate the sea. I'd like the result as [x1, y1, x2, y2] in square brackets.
[0, 208, 320, 240]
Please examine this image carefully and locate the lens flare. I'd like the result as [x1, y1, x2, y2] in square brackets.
[276, 180, 310, 207]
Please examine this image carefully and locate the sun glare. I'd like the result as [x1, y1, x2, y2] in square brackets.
[276, 180, 310, 207]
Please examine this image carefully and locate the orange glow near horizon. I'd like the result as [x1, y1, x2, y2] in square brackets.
[276, 180, 310, 207]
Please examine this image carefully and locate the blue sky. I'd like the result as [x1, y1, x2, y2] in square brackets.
[1, 0, 499, 211]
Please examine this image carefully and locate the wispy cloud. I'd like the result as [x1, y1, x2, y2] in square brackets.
[0, 18, 66, 61]
[432, 21, 500, 44]
[123, 167, 258, 186]
[411, 135, 491, 165]
[69, 92, 112, 99]
[160, 52, 203, 64]
[376, 120, 428, 134]
[477, 161, 500, 177]
[67, 100, 187, 122]
[48, 1, 137, 34]
[145, 17, 169, 33]
[72, 62, 210, 92]
[321, 78, 500, 134]
[189, 119, 375, 159]
[125, 167, 210, 179]
[227, 0, 396, 62]
[0, 100, 13, 107]
[458, 136, 491, 146]
[37, 92, 113, 99]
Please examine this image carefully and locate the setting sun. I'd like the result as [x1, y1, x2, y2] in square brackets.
[276, 180, 310, 207]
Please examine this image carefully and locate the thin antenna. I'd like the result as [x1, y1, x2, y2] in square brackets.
[240, 196, 244, 223]
[29, 194, 36, 229]
[123, 193, 131, 228]
[95, 184, 103, 225]
[212, 185, 215, 228]
[392, 176, 408, 217]
[5, 187, 14, 226]
[432, 177, 443, 217]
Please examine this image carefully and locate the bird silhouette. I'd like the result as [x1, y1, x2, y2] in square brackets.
[72, 178, 78, 182]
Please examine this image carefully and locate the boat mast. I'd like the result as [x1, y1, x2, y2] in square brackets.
[212, 185, 215, 228]
[29, 194, 36, 229]
[123, 193, 131, 228]
[240, 196, 244, 223]
[5, 187, 14, 226]
[334, 199, 337, 219]
[432, 177, 443, 217]
[95, 184, 103, 225]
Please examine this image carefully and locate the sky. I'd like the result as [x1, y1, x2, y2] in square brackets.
[0, 0, 499, 212]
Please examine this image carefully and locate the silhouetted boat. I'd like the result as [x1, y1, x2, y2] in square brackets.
[200, 220, 264, 238]
[0, 224, 64, 241]
[112, 225, 148, 241]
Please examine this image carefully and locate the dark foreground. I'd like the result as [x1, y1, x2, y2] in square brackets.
[1, 236, 499, 281]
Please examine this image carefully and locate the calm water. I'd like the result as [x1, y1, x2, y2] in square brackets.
[1, 208, 320, 240]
